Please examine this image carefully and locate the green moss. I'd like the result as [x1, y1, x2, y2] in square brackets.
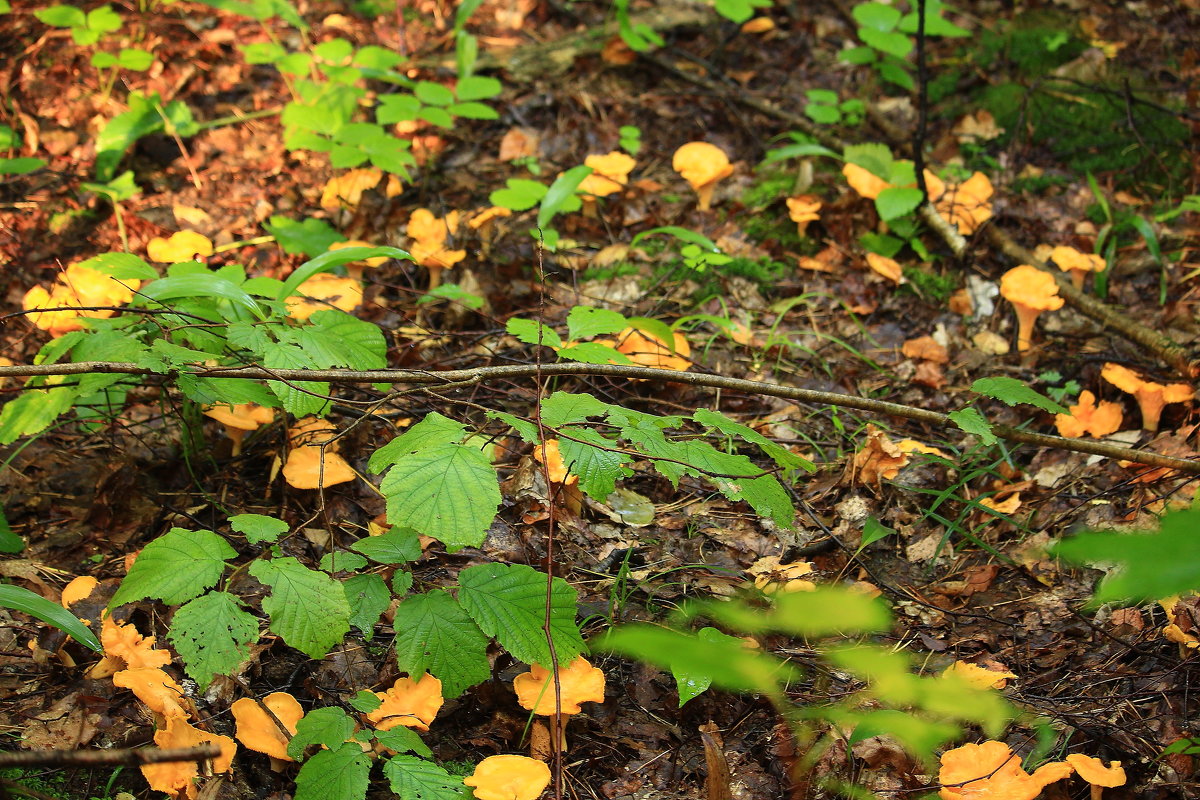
[742, 167, 796, 210]
[580, 261, 642, 282]
[900, 265, 957, 303]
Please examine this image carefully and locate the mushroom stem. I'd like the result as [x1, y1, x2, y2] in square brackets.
[1012, 303, 1041, 352]
[1090, 786, 1104, 800]
[695, 182, 716, 211]
[1134, 391, 1166, 432]
[225, 426, 247, 456]
[1070, 269, 1085, 290]
[428, 266, 443, 291]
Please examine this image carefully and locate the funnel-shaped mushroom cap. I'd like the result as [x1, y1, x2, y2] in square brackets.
[1065, 755, 1126, 788]
[1101, 362, 1193, 431]
[22, 264, 143, 336]
[513, 656, 605, 715]
[463, 755, 551, 800]
[1000, 265, 1064, 352]
[366, 673, 444, 731]
[61, 576, 100, 609]
[939, 741, 1073, 800]
[101, 615, 172, 670]
[147, 231, 214, 263]
[1054, 390, 1124, 439]
[469, 206, 513, 230]
[843, 163, 891, 200]
[579, 152, 637, 197]
[533, 439, 577, 485]
[203, 403, 275, 431]
[1051, 246, 1105, 276]
[113, 668, 189, 718]
[285, 275, 363, 320]
[615, 328, 691, 371]
[232, 693, 304, 761]
[282, 446, 357, 489]
[672, 142, 732, 189]
[142, 715, 236, 800]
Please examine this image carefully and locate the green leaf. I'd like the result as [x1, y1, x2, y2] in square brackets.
[458, 563, 585, 668]
[229, 514, 289, 545]
[374, 729, 433, 759]
[600, 624, 798, 697]
[110, 528, 236, 607]
[260, 342, 329, 418]
[540, 391, 612, 427]
[566, 306, 627, 341]
[840, 709, 960, 756]
[557, 429, 631, 500]
[414, 81, 455, 106]
[506, 318, 562, 348]
[86, 5, 121, 33]
[842, 142, 894, 178]
[369, 413, 467, 472]
[1052, 509, 1200, 604]
[0, 387, 77, 445]
[486, 411, 538, 443]
[853, 1, 901, 31]
[692, 408, 813, 473]
[300, 310, 388, 369]
[249, 557, 352, 659]
[0, 584, 100, 651]
[382, 754, 468, 800]
[263, 216, 346, 257]
[168, 591, 259, 689]
[537, 164, 591, 229]
[455, 75, 502, 101]
[0, 157, 46, 175]
[971, 376, 1068, 414]
[0, 506, 20, 554]
[446, 102, 497, 120]
[351, 527, 422, 564]
[947, 407, 996, 445]
[630, 226, 720, 252]
[35, 5, 86, 27]
[875, 186, 923, 221]
[295, 743, 371, 800]
[320, 552, 368, 573]
[139, 274, 264, 320]
[860, 27, 912, 57]
[377, 442, 500, 549]
[77, 252, 158, 281]
[344, 574, 390, 640]
[805, 103, 841, 125]
[697, 586, 891, 637]
[672, 627, 747, 705]
[277, 246, 409, 299]
[556, 342, 630, 365]
[117, 48, 154, 70]
[489, 178, 547, 211]
[392, 590, 491, 698]
[289, 707, 357, 760]
[856, 516, 897, 556]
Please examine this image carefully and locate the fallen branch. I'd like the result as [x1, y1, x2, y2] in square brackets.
[2, 360, 1196, 474]
[0, 744, 221, 769]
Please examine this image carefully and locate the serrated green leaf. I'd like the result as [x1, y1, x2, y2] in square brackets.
[168, 591, 258, 689]
[344, 574, 390, 640]
[489, 178, 547, 211]
[392, 590, 490, 698]
[698, 586, 891, 637]
[295, 743, 371, 800]
[693, 408, 813, 473]
[377, 442, 501, 549]
[76, 252, 158, 281]
[0, 584, 100, 651]
[369, 413, 467, 473]
[382, 754, 468, 800]
[540, 391, 612, 427]
[289, 707, 358, 760]
[875, 186, 923, 221]
[320, 552, 368, 573]
[110, 528, 235, 607]
[373, 729, 433, 758]
[971, 377, 1068, 414]
[351, 527, 422, 564]
[249, 557, 351, 659]
[556, 342, 630, 365]
[139, 274, 264, 320]
[486, 411, 538, 443]
[565, 306, 627, 341]
[457, 563, 585, 668]
[948, 407, 996, 445]
[1052, 509, 1200, 605]
[229, 514, 289, 545]
[302, 310, 388, 369]
[262, 341, 330, 418]
[557, 429, 631, 500]
[0, 387, 78, 445]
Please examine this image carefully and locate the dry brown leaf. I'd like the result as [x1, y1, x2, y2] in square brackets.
[854, 424, 908, 486]
[901, 335, 949, 364]
[498, 127, 539, 161]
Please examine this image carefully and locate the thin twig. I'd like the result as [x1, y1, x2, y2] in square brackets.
[0, 744, 220, 769]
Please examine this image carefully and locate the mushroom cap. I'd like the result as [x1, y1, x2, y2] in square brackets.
[407, 209, 459, 244]
[942, 660, 1017, 690]
[513, 656, 605, 715]
[232, 693, 304, 761]
[865, 252, 904, 284]
[143, 715, 236, 800]
[146, 231, 214, 263]
[113, 667, 190, 718]
[22, 264, 142, 336]
[1054, 390, 1124, 439]
[462, 755, 551, 800]
[533, 439, 578, 485]
[672, 142, 733, 189]
[1101, 363, 1193, 415]
[101, 615, 172, 670]
[1050, 246, 1105, 275]
[285, 274, 363, 320]
[937, 172, 994, 234]
[320, 167, 384, 209]
[614, 328, 691, 371]
[203, 403, 275, 432]
[365, 673, 444, 731]
[61, 576, 100, 609]
[281, 446, 357, 489]
[328, 239, 389, 268]
[748, 557, 816, 594]
[1064, 754, 1126, 788]
[468, 206, 513, 229]
[786, 195, 822, 223]
[288, 417, 339, 448]
[842, 163, 891, 200]
[410, 239, 467, 270]
[999, 265, 1064, 312]
[579, 151, 637, 197]
[939, 741, 1073, 800]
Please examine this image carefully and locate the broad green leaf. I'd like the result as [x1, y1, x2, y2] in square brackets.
[35, 4, 86, 27]
[289, 707, 357, 760]
[839, 709, 960, 756]
[672, 627, 747, 706]
[350, 527, 422, 564]
[506, 318, 563, 348]
[860, 27, 912, 58]
[263, 215, 346, 257]
[842, 142, 894, 178]
[853, 1, 901, 31]
[277, 246, 409, 299]
[537, 164, 590, 229]
[368, 412, 468, 473]
[344, 573, 390, 640]
[875, 186, 923, 221]
[971, 377, 1068, 414]
[374, 729, 433, 759]
[0, 584, 100, 651]
[75, 253, 157, 281]
[414, 81, 455, 106]
[489, 178, 547, 211]
[486, 411, 538, 443]
[139, 274, 264, 320]
[382, 754, 468, 800]
[249, 557, 351, 659]
[856, 516, 897, 556]
[110, 528, 236, 607]
[693, 408, 814, 472]
[600, 624, 798, 696]
[557, 429, 631, 500]
[631, 226, 720, 252]
[0, 387, 77, 445]
[262, 342, 330, 418]
[378, 443, 501, 549]
[455, 75, 501, 101]
[295, 743, 371, 800]
[458, 563, 585, 668]
[229, 514, 289, 545]
[538, 391, 612, 427]
[697, 586, 891, 637]
[556, 342, 630, 365]
[446, 101, 497, 120]
[1052, 509, 1200, 604]
[168, 591, 259, 689]
[566, 306, 627, 341]
[297, 311, 388, 369]
[948, 407, 996, 445]
[0, 157, 45, 175]
[320, 552, 368, 573]
[392, 590, 490, 698]
[0, 506, 20, 553]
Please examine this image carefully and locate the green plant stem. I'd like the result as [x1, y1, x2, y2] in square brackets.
[2, 360, 1196, 474]
[196, 107, 283, 131]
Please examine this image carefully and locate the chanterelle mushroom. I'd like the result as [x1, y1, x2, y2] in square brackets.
[1050, 245, 1106, 290]
[999, 265, 1063, 352]
[672, 142, 733, 211]
[938, 741, 1073, 800]
[203, 403, 275, 455]
[513, 657, 605, 716]
[232, 692, 304, 762]
[1100, 362, 1192, 432]
[1064, 754, 1126, 800]
[463, 755, 551, 800]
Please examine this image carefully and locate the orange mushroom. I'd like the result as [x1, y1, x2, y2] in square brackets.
[22, 263, 143, 337]
[939, 741, 1074, 800]
[468, 206, 513, 249]
[320, 167, 384, 210]
[113, 667, 192, 719]
[578, 151, 637, 198]
[365, 673, 444, 732]
[60, 576, 100, 610]
[786, 195, 822, 237]
[614, 328, 691, 372]
[1064, 755, 1126, 800]
[285, 274, 363, 320]
[1100, 362, 1193, 432]
[999, 265, 1064, 352]
[865, 252, 904, 284]
[533, 439, 577, 485]
[281, 418, 357, 490]
[462, 755, 551, 800]
[406, 209, 465, 289]
[672, 142, 733, 211]
[513, 657, 605, 716]
[1050, 245, 1106, 290]
[842, 163, 891, 200]
[925, 171, 994, 234]
[141, 714, 236, 800]
[1054, 390, 1124, 439]
[146, 231, 214, 264]
[941, 660, 1016, 690]
[99, 615, 172, 671]
[231, 692, 304, 763]
[328, 239, 389, 281]
[202, 403, 275, 456]
[746, 556, 816, 594]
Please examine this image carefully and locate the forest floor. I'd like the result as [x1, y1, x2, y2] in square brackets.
[1, 0, 1199, 798]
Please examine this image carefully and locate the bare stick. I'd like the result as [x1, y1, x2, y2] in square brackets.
[0, 744, 220, 769]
